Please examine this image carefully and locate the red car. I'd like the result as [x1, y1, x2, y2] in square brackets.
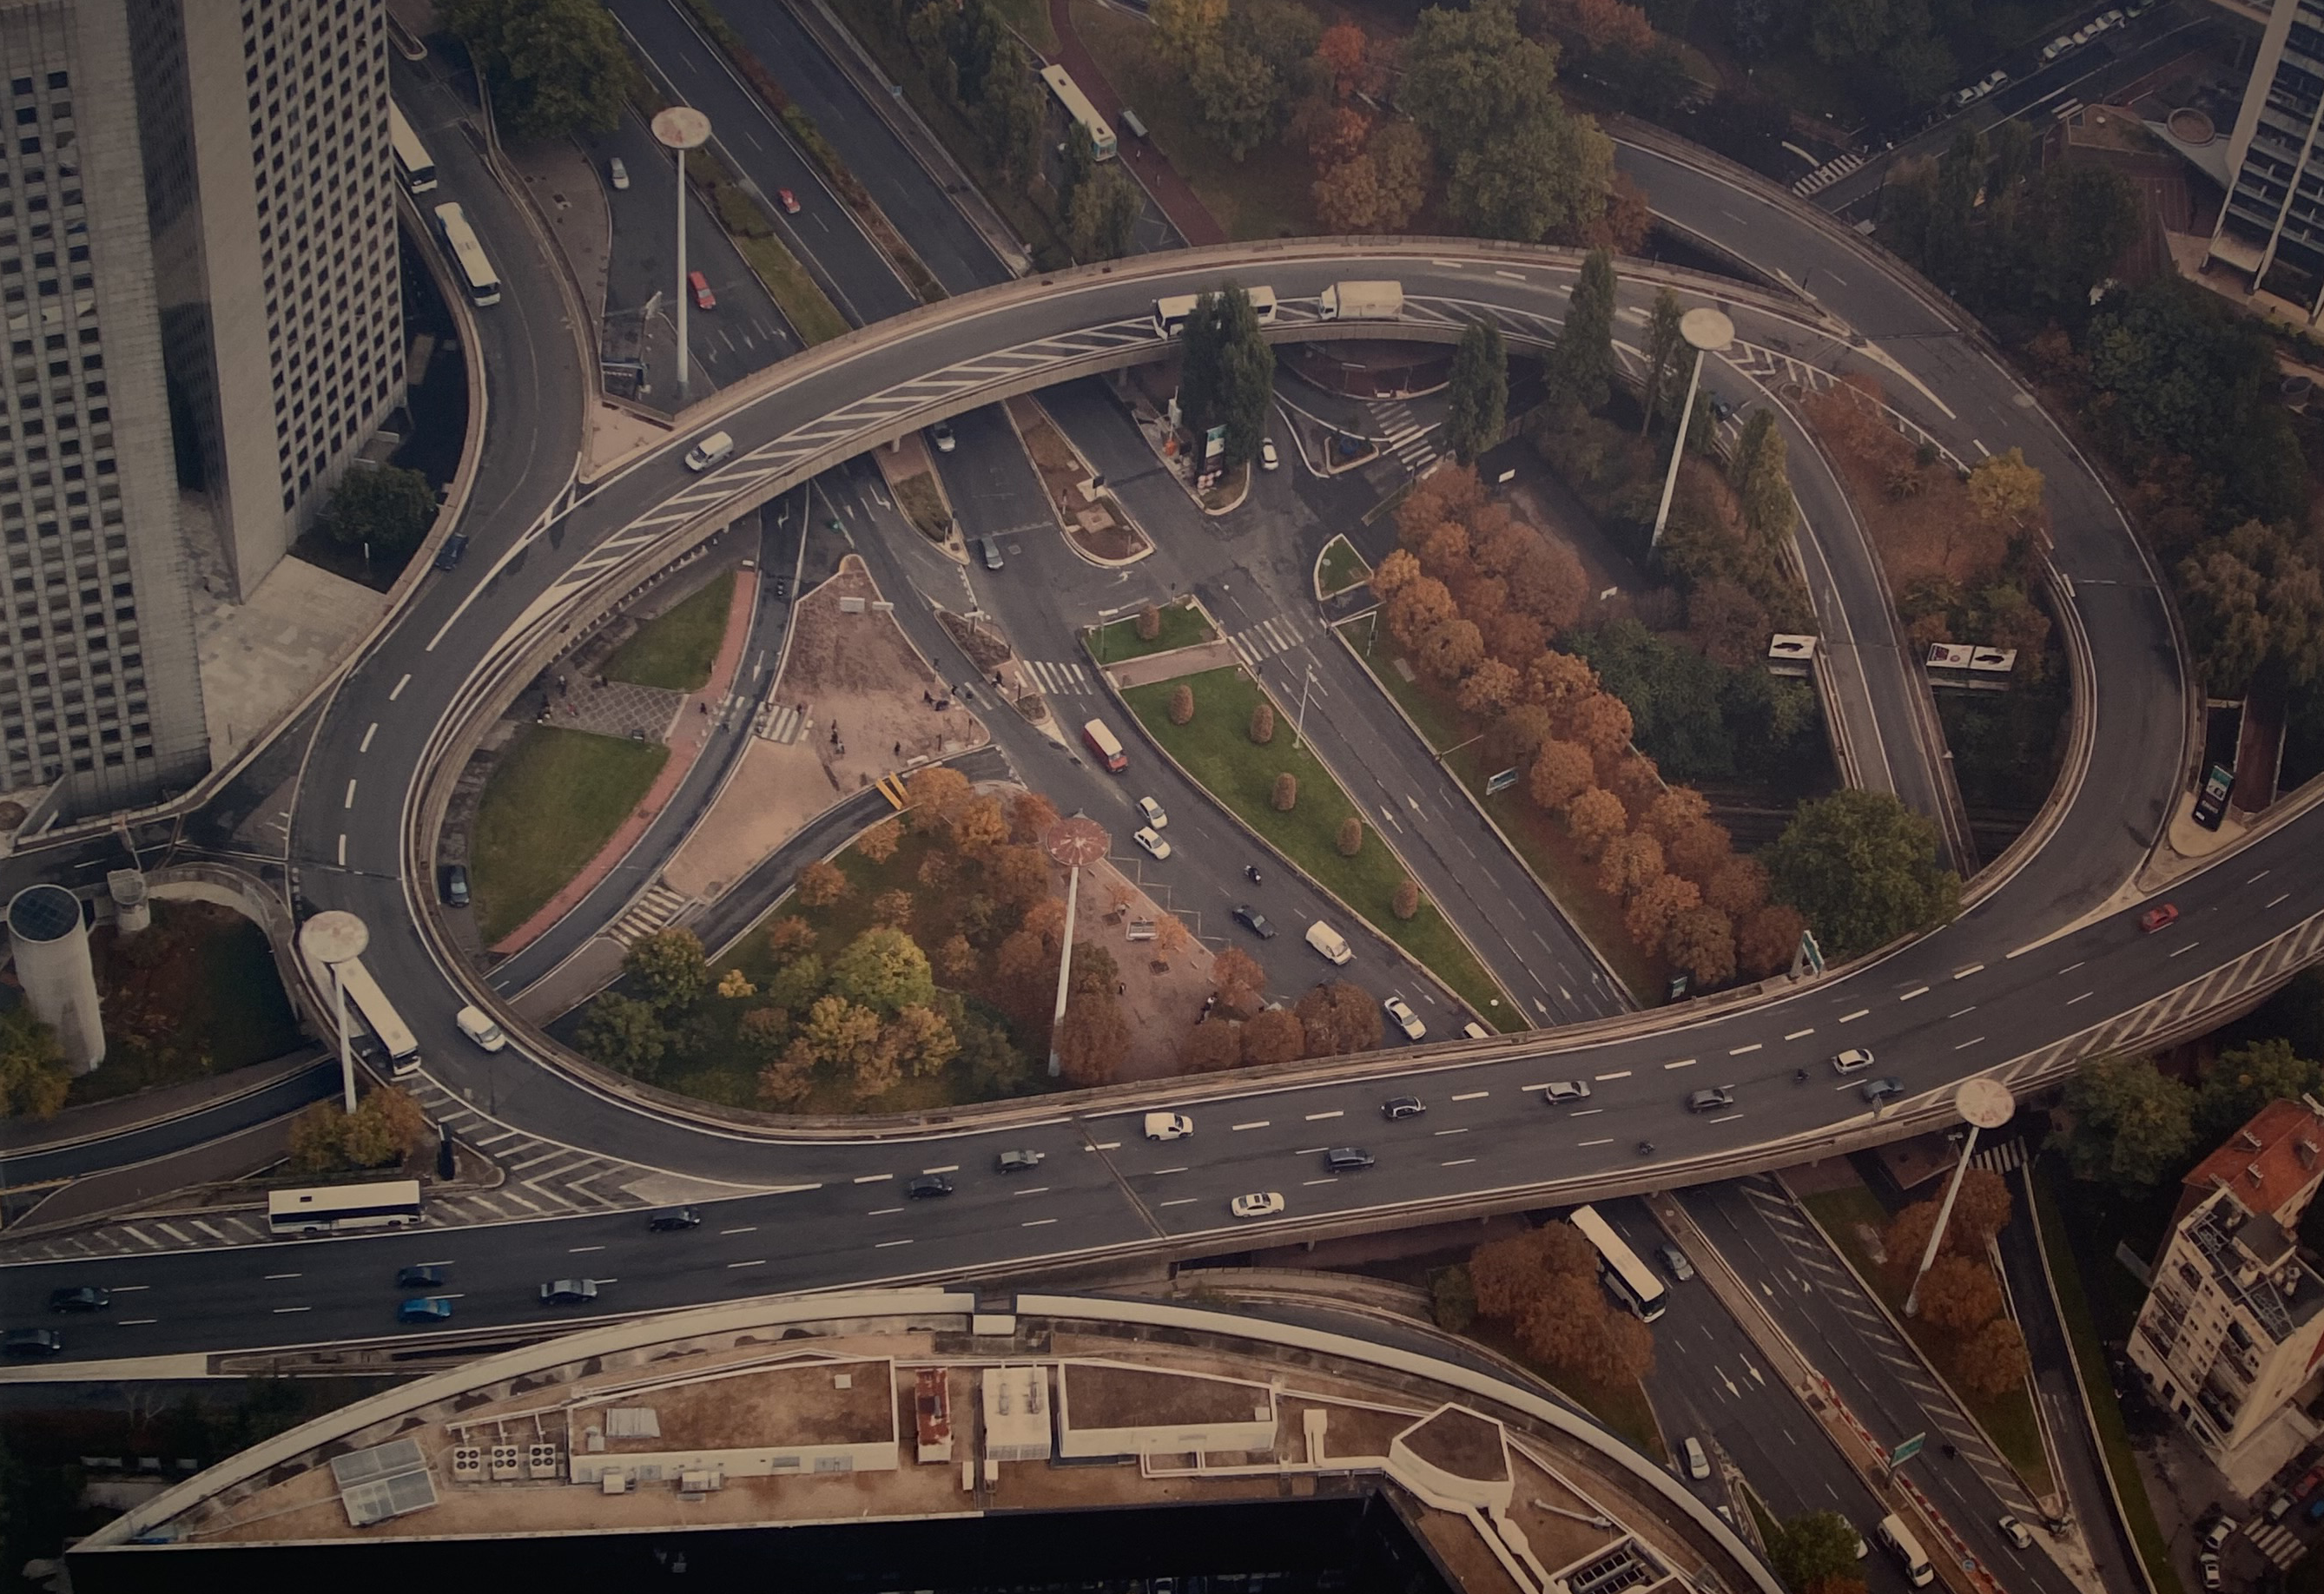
[2296, 1466, 2324, 1500]
[688, 270, 716, 311]
[777, 188, 801, 214]
[2139, 903, 2180, 934]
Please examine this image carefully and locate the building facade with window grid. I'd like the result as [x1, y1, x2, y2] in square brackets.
[0, 0, 208, 817]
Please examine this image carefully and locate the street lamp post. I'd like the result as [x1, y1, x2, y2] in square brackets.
[298, 912, 371, 1114]
[1294, 662, 1317, 751]
[650, 107, 712, 405]
[1903, 1077, 2017, 1317]
[1647, 307, 1736, 552]
[1042, 817, 1111, 1078]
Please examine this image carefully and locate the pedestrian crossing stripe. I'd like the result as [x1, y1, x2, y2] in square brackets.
[876, 772, 910, 809]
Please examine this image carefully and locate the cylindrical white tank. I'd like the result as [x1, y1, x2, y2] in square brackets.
[106, 870, 150, 936]
[8, 884, 104, 1074]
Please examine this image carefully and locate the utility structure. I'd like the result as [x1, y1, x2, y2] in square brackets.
[1647, 307, 1735, 550]
[650, 106, 712, 403]
[1042, 815, 1110, 1078]
[1903, 1077, 2016, 1317]
[299, 911, 371, 1114]
[6, 884, 103, 1073]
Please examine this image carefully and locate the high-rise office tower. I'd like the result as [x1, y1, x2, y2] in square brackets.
[135, 0, 406, 597]
[2206, 0, 2324, 320]
[0, 0, 208, 818]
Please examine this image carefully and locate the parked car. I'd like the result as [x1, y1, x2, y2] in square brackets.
[1998, 1515, 2033, 1551]
[1381, 1096, 1427, 1120]
[776, 187, 800, 214]
[2202, 1515, 2238, 1551]
[1687, 1086, 1737, 1112]
[908, 1175, 954, 1199]
[996, 1149, 1046, 1172]
[648, 1208, 703, 1231]
[1259, 438, 1279, 471]
[2295, 1466, 2324, 1499]
[1658, 1243, 1695, 1282]
[1232, 906, 1277, 939]
[394, 1265, 446, 1289]
[2200, 1554, 2222, 1591]
[1230, 1191, 1285, 1219]
[2140, 903, 2181, 933]
[1137, 795, 1167, 828]
[3, 1328, 63, 1357]
[688, 269, 716, 311]
[433, 533, 469, 571]
[1542, 1080, 1592, 1103]
[1133, 826, 1172, 860]
[929, 420, 955, 453]
[539, 1279, 599, 1306]
[398, 1296, 454, 1325]
[1324, 1147, 1375, 1172]
[48, 1287, 109, 1313]
[1383, 996, 1426, 1041]
[440, 863, 471, 907]
[608, 157, 630, 189]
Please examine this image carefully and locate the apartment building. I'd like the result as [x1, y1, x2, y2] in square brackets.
[2205, 0, 2324, 319]
[2127, 1099, 2324, 1494]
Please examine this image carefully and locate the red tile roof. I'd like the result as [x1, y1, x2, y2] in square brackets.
[2183, 1098, 2324, 1225]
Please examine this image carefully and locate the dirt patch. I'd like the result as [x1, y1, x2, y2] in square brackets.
[1071, 853, 1217, 1082]
[871, 432, 955, 545]
[1007, 396, 1149, 562]
[1061, 1363, 1271, 1432]
[664, 738, 840, 902]
[938, 609, 1013, 675]
[783, 556, 987, 794]
[582, 1360, 896, 1452]
[1802, 378, 2014, 601]
[1398, 1406, 1509, 1480]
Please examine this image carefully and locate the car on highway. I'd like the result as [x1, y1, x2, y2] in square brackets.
[1383, 996, 1426, 1041]
[1681, 1437, 1710, 1479]
[1998, 1515, 2032, 1551]
[395, 1265, 446, 1289]
[1138, 795, 1167, 828]
[1832, 1047, 1875, 1073]
[1230, 1191, 1286, 1219]
[1133, 826, 1172, 860]
[48, 1287, 109, 1313]
[648, 1208, 703, 1231]
[456, 1004, 506, 1052]
[908, 1175, 954, 1199]
[689, 270, 716, 311]
[440, 862, 470, 907]
[1542, 1080, 1591, 1103]
[1232, 906, 1277, 939]
[1658, 1243, 1694, 1282]
[1861, 1077, 1906, 1105]
[608, 157, 631, 190]
[1260, 438, 1279, 471]
[1687, 1086, 1737, 1112]
[996, 1149, 1046, 1172]
[777, 188, 800, 214]
[930, 420, 955, 453]
[397, 1296, 454, 1325]
[433, 533, 469, 572]
[1145, 1111, 1193, 1140]
[539, 1279, 599, 1307]
[1381, 1096, 1427, 1120]
[2141, 903, 2181, 933]
[3, 1328, 63, 1357]
[1324, 1147, 1375, 1172]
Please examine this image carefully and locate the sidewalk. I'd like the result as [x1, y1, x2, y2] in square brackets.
[1046, 0, 1228, 247]
[489, 570, 761, 955]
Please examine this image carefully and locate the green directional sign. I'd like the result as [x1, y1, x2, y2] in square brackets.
[1890, 1433, 1926, 1466]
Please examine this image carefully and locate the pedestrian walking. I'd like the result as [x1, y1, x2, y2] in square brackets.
[894, 741, 901, 756]
[698, 701, 709, 715]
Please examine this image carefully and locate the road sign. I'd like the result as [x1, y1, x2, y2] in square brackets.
[1793, 928, 1826, 978]
[1485, 767, 1521, 794]
[1890, 1433, 1925, 1466]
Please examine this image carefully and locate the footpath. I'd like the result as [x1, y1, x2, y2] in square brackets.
[1045, 0, 1228, 247]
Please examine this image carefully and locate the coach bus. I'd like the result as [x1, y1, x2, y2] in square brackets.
[432, 202, 500, 307]
[1039, 65, 1118, 160]
[1152, 285, 1277, 337]
[1569, 1203, 1669, 1321]
[306, 946, 422, 1077]
[268, 1180, 425, 1236]
[388, 100, 438, 194]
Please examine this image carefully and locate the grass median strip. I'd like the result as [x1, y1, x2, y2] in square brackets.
[1087, 600, 1216, 664]
[472, 727, 670, 945]
[1120, 666, 1524, 1031]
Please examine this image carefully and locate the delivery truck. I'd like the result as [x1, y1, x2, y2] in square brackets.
[1318, 280, 1403, 320]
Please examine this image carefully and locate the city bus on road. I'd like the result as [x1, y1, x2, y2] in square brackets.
[1569, 1203, 1669, 1321]
[307, 948, 422, 1077]
[1082, 718, 1128, 774]
[388, 100, 438, 194]
[268, 1180, 425, 1236]
[1152, 285, 1277, 337]
[1039, 64, 1117, 160]
[432, 202, 500, 306]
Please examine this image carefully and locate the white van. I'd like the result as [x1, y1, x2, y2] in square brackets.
[1878, 1514, 1935, 1588]
[1304, 921, 1353, 965]
[455, 1004, 507, 1052]
[683, 430, 735, 471]
[1144, 1111, 1192, 1141]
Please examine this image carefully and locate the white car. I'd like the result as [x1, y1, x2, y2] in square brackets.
[1230, 1191, 1285, 1219]
[608, 156, 629, 190]
[1259, 438, 1280, 471]
[1383, 996, 1426, 1041]
[1832, 1047, 1876, 1074]
[1682, 1436, 1710, 1480]
[1133, 826, 1172, 860]
[2042, 35, 2072, 59]
[1144, 1111, 1192, 1141]
[1542, 1079, 1592, 1103]
[1998, 1515, 2033, 1551]
[1138, 795, 1167, 828]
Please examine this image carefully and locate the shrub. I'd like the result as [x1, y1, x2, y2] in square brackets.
[1169, 683, 1195, 725]
[1336, 816, 1364, 856]
[796, 859, 850, 906]
[1392, 879, 1421, 919]
[1271, 772, 1298, 811]
[1137, 602, 1161, 641]
[1249, 701, 1276, 744]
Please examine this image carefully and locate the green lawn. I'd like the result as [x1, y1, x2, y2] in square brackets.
[1123, 667, 1525, 1031]
[736, 234, 850, 346]
[472, 727, 670, 944]
[603, 572, 735, 692]
[1317, 536, 1371, 600]
[2034, 1161, 2187, 1594]
[1799, 1186, 2055, 1498]
[1086, 601, 1217, 664]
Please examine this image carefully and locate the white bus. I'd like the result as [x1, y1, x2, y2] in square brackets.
[1570, 1203, 1669, 1322]
[1877, 1514, 1935, 1587]
[388, 99, 437, 194]
[307, 948, 422, 1077]
[1039, 64, 1118, 160]
[432, 201, 500, 307]
[1152, 285, 1277, 337]
[268, 1180, 425, 1236]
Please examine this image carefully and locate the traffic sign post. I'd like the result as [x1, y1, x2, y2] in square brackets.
[1890, 1433, 1926, 1466]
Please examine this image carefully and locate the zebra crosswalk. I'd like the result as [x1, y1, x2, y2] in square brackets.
[2250, 1520, 2307, 1570]
[610, 882, 690, 946]
[1971, 1140, 2026, 1174]
[1793, 151, 1865, 197]
[1020, 658, 1096, 698]
[756, 702, 804, 743]
[1231, 615, 1316, 668]
[1371, 398, 1439, 473]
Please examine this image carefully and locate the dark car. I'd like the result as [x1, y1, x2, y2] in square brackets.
[539, 1279, 599, 1307]
[48, 1287, 109, 1313]
[1232, 906, 1277, 939]
[908, 1175, 954, 1199]
[648, 1207, 703, 1231]
[432, 533, 470, 572]
[397, 1296, 454, 1325]
[772, 575, 789, 599]
[440, 863, 470, 908]
[394, 1265, 446, 1290]
[3, 1328, 63, 1357]
[1324, 1147, 1375, 1172]
[1687, 1086, 1737, 1113]
[1381, 1096, 1427, 1120]
[995, 1149, 1045, 1173]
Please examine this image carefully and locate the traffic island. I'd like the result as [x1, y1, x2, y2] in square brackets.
[1005, 395, 1151, 564]
[1315, 536, 1372, 601]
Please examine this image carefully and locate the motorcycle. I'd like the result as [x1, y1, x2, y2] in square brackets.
[1636, 1139, 1655, 1156]
[1245, 864, 1264, 883]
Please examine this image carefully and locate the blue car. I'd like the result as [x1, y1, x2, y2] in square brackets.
[397, 1296, 454, 1325]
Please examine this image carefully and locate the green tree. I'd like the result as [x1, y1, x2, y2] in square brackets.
[1400, 0, 1560, 165]
[1065, 160, 1143, 262]
[578, 993, 668, 1078]
[767, 951, 826, 1013]
[1179, 283, 1275, 470]
[1552, 250, 1617, 412]
[1445, 320, 1509, 464]
[316, 465, 435, 557]
[829, 926, 938, 1018]
[2177, 522, 2324, 697]
[1638, 289, 1687, 434]
[0, 1005, 69, 1119]
[623, 928, 709, 1015]
[1190, 45, 1286, 160]
[976, 41, 1046, 184]
[1768, 1512, 1862, 1594]
[2056, 1054, 2195, 1190]
[1729, 411, 1795, 543]
[1446, 104, 1610, 243]
[2196, 1038, 2321, 1142]
[1432, 1265, 1477, 1332]
[1763, 788, 1960, 960]
[439, 0, 629, 142]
